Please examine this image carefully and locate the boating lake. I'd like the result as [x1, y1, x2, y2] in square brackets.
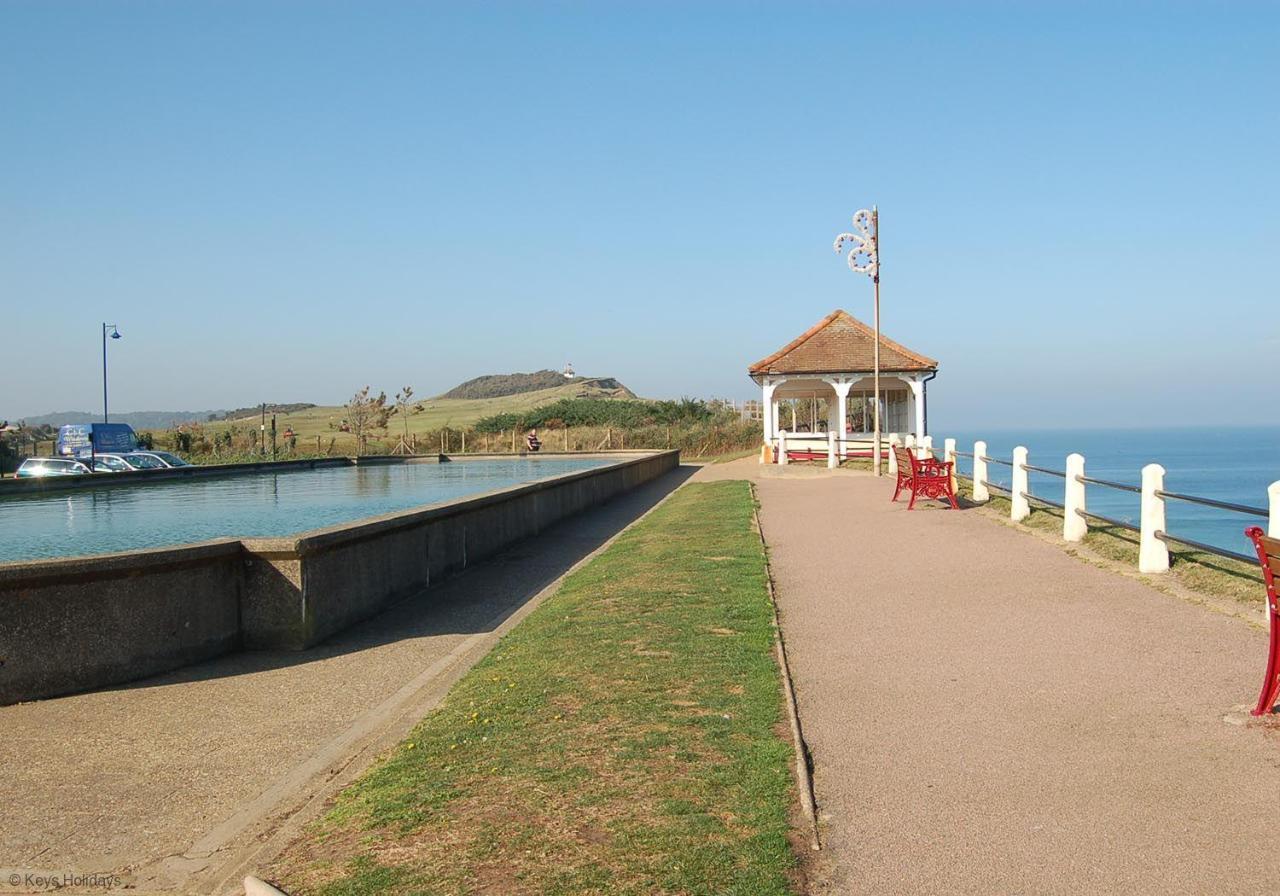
[0, 457, 613, 564]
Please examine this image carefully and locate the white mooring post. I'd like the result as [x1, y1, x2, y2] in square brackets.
[919, 434, 933, 460]
[1269, 481, 1280, 539]
[887, 433, 900, 474]
[1063, 453, 1087, 542]
[972, 440, 990, 503]
[1011, 446, 1030, 522]
[827, 431, 837, 469]
[1139, 463, 1170, 573]
[778, 431, 788, 465]
[944, 438, 957, 494]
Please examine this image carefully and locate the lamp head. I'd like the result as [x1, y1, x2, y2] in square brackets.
[105, 324, 122, 339]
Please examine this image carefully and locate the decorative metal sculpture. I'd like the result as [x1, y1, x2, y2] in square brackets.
[833, 209, 878, 277]
[833, 205, 886, 476]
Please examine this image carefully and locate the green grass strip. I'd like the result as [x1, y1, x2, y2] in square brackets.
[274, 480, 798, 896]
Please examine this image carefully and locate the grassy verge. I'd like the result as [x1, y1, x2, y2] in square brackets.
[697, 449, 759, 464]
[271, 481, 799, 896]
[954, 478, 1264, 607]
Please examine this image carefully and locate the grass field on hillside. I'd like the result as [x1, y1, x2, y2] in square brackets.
[208, 381, 621, 440]
[269, 481, 800, 896]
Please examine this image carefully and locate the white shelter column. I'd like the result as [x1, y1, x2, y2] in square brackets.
[907, 376, 925, 438]
[823, 377, 855, 452]
[757, 378, 778, 442]
[761, 379, 782, 443]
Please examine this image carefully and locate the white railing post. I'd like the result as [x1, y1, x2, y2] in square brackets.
[919, 434, 933, 460]
[778, 431, 788, 466]
[1270, 481, 1280, 539]
[887, 433, 900, 475]
[972, 440, 989, 503]
[1139, 463, 1169, 573]
[827, 431, 837, 469]
[1011, 446, 1030, 522]
[1064, 453, 1087, 542]
[944, 437, 957, 495]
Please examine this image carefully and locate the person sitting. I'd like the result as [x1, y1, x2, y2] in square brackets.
[526, 429, 542, 452]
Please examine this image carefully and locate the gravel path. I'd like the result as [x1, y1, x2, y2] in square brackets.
[698, 458, 1280, 895]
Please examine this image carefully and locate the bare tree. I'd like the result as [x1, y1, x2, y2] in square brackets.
[345, 386, 391, 456]
[389, 385, 424, 454]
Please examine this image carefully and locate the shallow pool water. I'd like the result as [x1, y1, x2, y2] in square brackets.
[0, 457, 614, 563]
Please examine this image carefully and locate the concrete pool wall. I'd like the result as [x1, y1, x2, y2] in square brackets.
[0, 450, 678, 704]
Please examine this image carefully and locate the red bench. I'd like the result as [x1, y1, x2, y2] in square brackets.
[891, 444, 958, 510]
[1246, 527, 1280, 715]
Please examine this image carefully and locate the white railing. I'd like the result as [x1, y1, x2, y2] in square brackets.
[945, 440, 1280, 573]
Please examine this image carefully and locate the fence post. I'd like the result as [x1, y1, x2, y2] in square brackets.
[1139, 463, 1170, 573]
[919, 434, 933, 460]
[565, 426, 570, 452]
[944, 438, 957, 494]
[778, 431, 789, 465]
[1063, 453, 1087, 542]
[1269, 481, 1280, 538]
[972, 440, 989, 503]
[827, 431, 837, 469]
[887, 433, 899, 475]
[1011, 446, 1030, 522]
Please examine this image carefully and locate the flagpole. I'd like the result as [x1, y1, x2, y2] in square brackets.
[872, 206, 881, 477]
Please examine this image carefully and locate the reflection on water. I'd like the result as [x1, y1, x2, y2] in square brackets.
[0, 458, 613, 563]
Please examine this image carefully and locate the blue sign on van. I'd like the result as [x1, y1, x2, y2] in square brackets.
[57, 423, 138, 459]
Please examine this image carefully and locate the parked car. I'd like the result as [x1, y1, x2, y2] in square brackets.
[15, 457, 93, 478]
[95, 452, 168, 471]
[89, 454, 134, 473]
[131, 450, 192, 468]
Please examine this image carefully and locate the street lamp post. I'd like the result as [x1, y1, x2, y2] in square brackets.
[834, 207, 882, 475]
[101, 323, 122, 423]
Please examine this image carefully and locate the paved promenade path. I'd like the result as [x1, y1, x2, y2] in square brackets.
[699, 459, 1280, 895]
[0, 467, 692, 896]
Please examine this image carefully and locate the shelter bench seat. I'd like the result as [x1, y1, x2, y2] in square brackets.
[891, 444, 958, 510]
[1246, 527, 1280, 716]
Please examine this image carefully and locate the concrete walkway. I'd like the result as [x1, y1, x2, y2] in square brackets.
[0, 466, 693, 896]
[699, 459, 1280, 895]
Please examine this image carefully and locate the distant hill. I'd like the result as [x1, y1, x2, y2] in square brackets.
[441, 371, 635, 401]
[15, 409, 225, 429]
[14, 403, 318, 429]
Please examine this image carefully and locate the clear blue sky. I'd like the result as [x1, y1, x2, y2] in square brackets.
[3, 1, 1276, 429]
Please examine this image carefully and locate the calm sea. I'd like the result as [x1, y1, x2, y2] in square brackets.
[940, 426, 1280, 558]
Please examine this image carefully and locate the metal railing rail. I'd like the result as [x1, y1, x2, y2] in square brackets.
[980, 455, 1013, 467]
[1074, 507, 1140, 534]
[1021, 491, 1064, 510]
[1155, 490, 1267, 518]
[1076, 474, 1141, 494]
[1023, 464, 1066, 478]
[1154, 530, 1258, 566]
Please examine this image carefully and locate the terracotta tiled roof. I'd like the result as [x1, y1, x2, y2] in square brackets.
[747, 309, 937, 376]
